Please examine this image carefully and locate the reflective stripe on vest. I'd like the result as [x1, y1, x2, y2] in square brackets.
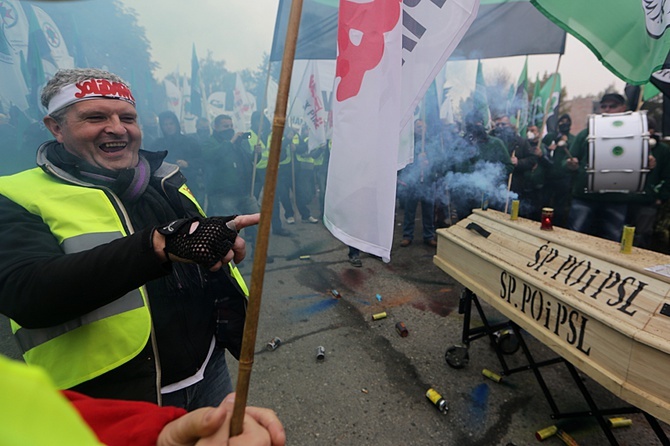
[267, 134, 292, 166]
[295, 136, 316, 164]
[0, 168, 152, 389]
[249, 131, 269, 169]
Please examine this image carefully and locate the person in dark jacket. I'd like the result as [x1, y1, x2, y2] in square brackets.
[203, 114, 260, 246]
[0, 68, 257, 411]
[150, 110, 205, 202]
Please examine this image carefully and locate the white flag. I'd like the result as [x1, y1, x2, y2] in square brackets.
[398, 0, 479, 152]
[31, 5, 74, 70]
[325, 0, 478, 262]
[1, 0, 28, 56]
[265, 78, 278, 123]
[0, 28, 28, 111]
[325, 0, 403, 262]
[207, 91, 227, 121]
[233, 73, 254, 131]
[294, 60, 327, 151]
[164, 79, 182, 119]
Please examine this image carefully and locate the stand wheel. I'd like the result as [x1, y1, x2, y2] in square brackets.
[445, 345, 469, 369]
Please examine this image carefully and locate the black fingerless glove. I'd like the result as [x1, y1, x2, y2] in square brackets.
[156, 215, 238, 268]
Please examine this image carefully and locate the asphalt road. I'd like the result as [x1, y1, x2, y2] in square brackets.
[1, 206, 669, 445]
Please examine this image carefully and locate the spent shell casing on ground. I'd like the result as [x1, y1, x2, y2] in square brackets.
[535, 425, 558, 440]
[425, 388, 448, 414]
[316, 346, 325, 360]
[372, 311, 387, 321]
[395, 321, 409, 337]
[266, 336, 282, 351]
[482, 368, 503, 383]
[608, 417, 632, 428]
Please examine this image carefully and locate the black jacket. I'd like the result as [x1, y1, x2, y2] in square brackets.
[0, 143, 247, 404]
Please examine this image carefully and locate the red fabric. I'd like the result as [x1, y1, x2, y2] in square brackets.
[64, 390, 187, 446]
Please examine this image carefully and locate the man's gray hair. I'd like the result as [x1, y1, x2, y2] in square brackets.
[42, 68, 130, 122]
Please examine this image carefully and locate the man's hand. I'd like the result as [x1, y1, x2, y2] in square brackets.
[649, 154, 657, 170]
[209, 214, 260, 269]
[153, 214, 260, 270]
[231, 132, 245, 144]
[157, 392, 286, 446]
[566, 157, 579, 171]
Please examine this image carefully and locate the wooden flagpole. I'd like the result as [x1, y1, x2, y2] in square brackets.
[504, 150, 515, 214]
[230, 0, 304, 436]
[636, 84, 645, 111]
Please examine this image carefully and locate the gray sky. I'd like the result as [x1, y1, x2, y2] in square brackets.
[125, 0, 625, 101]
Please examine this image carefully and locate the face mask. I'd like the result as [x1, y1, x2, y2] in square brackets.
[558, 123, 570, 134]
[466, 123, 487, 139]
[527, 131, 537, 140]
[222, 128, 235, 140]
[214, 128, 235, 142]
[650, 137, 658, 148]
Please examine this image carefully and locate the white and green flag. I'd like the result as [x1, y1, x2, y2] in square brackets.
[531, 0, 670, 84]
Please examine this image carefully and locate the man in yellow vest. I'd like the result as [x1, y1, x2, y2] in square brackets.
[0, 68, 257, 411]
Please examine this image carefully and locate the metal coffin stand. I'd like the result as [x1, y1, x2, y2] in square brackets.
[448, 288, 669, 446]
[434, 209, 670, 445]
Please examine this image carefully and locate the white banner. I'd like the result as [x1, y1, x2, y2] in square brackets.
[264, 77, 278, 123]
[31, 5, 74, 70]
[399, 0, 479, 134]
[325, 0, 403, 262]
[1, 0, 28, 56]
[0, 1, 28, 111]
[293, 60, 327, 151]
[233, 73, 255, 132]
[324, 0, 478, 262]
[164, 79, 182, 120]
[207, 91, 227, 121]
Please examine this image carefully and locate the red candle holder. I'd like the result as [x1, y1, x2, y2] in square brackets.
[541, 207, 554, 230]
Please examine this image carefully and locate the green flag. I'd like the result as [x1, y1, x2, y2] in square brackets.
[511, 56, 528, 136]
[539, 73, 561, 133]
[643, 83, 661, 101]
[474, 60, 490, 129]
[529, 74, 542, 128]
[530, 0, 670, 85]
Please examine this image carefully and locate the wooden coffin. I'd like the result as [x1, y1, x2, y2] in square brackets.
[434, 209, 670, 424]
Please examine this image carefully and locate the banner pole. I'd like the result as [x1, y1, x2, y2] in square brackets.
[230, 0, 303, 436]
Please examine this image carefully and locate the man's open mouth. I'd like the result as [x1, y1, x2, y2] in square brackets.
[99, 142, 127, 153]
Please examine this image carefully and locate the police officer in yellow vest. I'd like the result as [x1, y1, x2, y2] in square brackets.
[0, 68, 258, 411]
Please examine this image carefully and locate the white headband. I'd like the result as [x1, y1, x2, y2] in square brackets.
[47, 78, 136, 114]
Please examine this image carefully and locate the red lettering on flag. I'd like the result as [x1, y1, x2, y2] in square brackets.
[335, 0, 400, 102]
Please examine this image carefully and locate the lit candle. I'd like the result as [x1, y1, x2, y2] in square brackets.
[540, 207, 553, 230]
